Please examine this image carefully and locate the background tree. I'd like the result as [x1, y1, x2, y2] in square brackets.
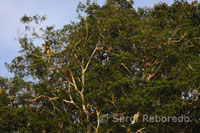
[0, 0, 200, 132]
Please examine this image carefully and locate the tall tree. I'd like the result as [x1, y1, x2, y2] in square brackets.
[0, 0, 200, 132]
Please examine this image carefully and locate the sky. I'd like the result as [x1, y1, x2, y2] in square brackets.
[0, 0, 195, 77]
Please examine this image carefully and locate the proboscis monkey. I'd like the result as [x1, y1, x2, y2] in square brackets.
[42, 43, 51, 54]
[64, 69, 71, 80]
[143, 57, 152, 67]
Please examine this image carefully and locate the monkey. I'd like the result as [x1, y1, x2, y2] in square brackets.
[42, 43, 51, 54]
[143, 57, 152, 67]
[0, 88, 3, 94]
[145, 61, 152, 67]
[143, 57, 150, 62]
[143, 73, 153, 81]
[157, 44, 161, 49]
[64, 69, 71, 80]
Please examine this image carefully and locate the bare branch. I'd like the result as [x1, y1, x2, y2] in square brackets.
[63, 82, 80, 110]
[28, 95, 44, 103]
[84, 45, 99, 72]
[121, 63, 132, 74]
[63, 99, 73, 104]
[95, 109, 100, 133]
[74, 39, 82, 47]
[69, 70, 81, 94]
[81, 68, 85, 95]
[131, 112, 140, 124]
[136, 127, 145, 133]
[169, 33, 188, 43]
[74, 53, 84, 69]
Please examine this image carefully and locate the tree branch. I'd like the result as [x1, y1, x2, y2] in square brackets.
[84, 45, 99, 72]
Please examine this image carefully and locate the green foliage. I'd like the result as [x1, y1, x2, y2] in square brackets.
[1, 0, 200, 132]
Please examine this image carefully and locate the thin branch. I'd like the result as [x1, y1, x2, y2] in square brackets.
[48, 96, 59, 101]
[63, 99, 73, 104]
[74, 39, 82, 47]
[131, 112, 140, 124]
[81, 68, 85, 95]
[74, 53, 84, 69]
[28, 95, 44, 103]
[136, 127, 145, 133]
[84, 45, 99, 72]
[47, 96, 60, 112]
[169, 33, 188, 43]
[121, 63, 132, 74]
[69, 70, 81, 94]
[95, 109, 100, 133]
[63, 82, 80, 110]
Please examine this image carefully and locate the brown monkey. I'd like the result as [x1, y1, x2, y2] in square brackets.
[64, 69, 71, 80]
[42, 43, 51, 54]
[157, 44, 161, 49]
[144, 57, 150, 62]
[143, 57, 152, 67]
[145, 61, 152, 67]
[0, 88, 3, 94]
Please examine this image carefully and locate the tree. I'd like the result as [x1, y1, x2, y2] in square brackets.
[0, 0, 200, 132]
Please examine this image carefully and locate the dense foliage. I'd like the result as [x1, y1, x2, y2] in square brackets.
[0, 0, 200, 132]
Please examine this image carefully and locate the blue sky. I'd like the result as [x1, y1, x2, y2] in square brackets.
[0, 0, 195, 77]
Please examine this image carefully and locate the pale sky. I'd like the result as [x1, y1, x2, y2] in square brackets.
[0, 0, 195, 77]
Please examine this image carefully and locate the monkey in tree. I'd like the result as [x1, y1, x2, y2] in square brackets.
[64, 69, 71, 81]
[143, 57, 152, 67]
[157, 44, 161, 49]
[143, 57, 154, 81]
[0, 88, 3, 94]
[42, 43, 51, 54]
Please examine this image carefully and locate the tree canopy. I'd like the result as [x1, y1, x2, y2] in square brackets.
[0, 0, 200, 132]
